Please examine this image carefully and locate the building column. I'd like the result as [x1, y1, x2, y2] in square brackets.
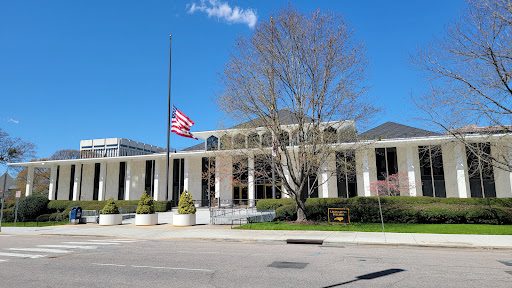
[362, 150, 371, 196]
[320, 162, 329, 198]
[455, 144, 470, 198]
[98, 162, 106, 201]
[153, 159, 160, 201]
[183, 158, 189, 192]
[282, 163, 291, 198]
[25, 166, 34, 197]
[248, 154, 255, 206]
[125, 161, 131, 200]
[48, 165, 57, 200]
[72, 164, 81, 201]
[406, 147, 417, 197]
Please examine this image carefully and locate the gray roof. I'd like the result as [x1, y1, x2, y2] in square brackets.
[181, 142, 205, 152]
[359, 122, 440, 140]
[0, 172, 15, 190]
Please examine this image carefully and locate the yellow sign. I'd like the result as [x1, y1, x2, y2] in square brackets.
[328, 208, 350, 224]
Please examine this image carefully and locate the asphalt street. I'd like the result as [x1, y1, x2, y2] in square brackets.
[0, 234, 511, 288]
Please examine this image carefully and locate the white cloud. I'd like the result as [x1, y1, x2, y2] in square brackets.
[7, 118, 19, 124]
[187, 0, 257, 28]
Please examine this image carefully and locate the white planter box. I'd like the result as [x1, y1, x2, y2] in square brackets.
[173, 214, 196, 226]
[99, 214, 122, 226]
[135, 213, 158, 226]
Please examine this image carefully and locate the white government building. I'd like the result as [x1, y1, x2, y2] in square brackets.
[9, 115, 512, 205]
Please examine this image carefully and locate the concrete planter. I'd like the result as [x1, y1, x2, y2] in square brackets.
[135, 213, 158, 226]
[99, 214, 122, 226]
[173, 213, 196, 226]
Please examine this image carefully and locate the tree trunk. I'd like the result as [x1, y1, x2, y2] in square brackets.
[296, 201, 307, 222]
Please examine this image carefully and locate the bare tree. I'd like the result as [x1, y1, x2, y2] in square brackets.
[411, 0, 512, 172]
[216, 6, 377, 222]
[0, 128, 36, 169]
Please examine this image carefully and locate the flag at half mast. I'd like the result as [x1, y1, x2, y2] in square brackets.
[171, 105, 198, 140]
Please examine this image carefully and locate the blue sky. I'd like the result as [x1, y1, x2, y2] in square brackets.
[0, 0, 466, 173]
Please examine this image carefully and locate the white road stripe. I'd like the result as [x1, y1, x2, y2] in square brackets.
[0, 252, 46, 259]
[92, 263, 126, 267]
[91, 263, 214, 273]
[0, 259, 8, 262]
[38, 245, 98, 250]
[87, 239, 137, 243]
[64, 242, 119, 245]
[9, 248, 71, 254]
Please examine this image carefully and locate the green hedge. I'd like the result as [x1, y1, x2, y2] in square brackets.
[267, 197, 512, 225]
[256, 198, 295, 210]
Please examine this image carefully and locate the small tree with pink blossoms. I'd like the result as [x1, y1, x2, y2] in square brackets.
[370, 172, 415, 197]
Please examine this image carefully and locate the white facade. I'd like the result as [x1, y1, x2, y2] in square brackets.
[10, 123, 512, 204]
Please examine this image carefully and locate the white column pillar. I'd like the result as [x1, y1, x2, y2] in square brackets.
[183, 158, 189, 192]
[248, 154, 255, 206]
[282, 163, 291, 198]
[321, 161, 329, 198]
[73, 164, 81, 201]
[153, 159, 160, 201]
[455, 145, 469, 198]
[406, 147, 417, 197]
[125, 161, 131, 200]
[508, 144, 512, 198]
[48, 165, 57, 200]
[362, 150, 371, 196]
[25, 166, 34, 197]
[98, 162, 106, 201]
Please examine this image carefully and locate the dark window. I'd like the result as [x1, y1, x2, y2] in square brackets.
[118, 162, 126, 200]
[68, 165, 75, 201]
[254, 154, 282, 199]
[261, 132, 272, 147]
[324, 127, 338, 144]
[466, 143, 496, 198]
[201, 157, 215, 206]
[233, 134, 246, 149]
[172, 159, 185, 205]
[419, 146, 446, 198]
[55, 165, 60, 200]
[207, 136, 219, 151]
[375, 147, 398, 180]
[145, 160, 155, 197]
[247, 133, 260, 148]
[93, 163, 100, 200]
[337, 151, 357, 198]
[220, 135, 232, 150]
[304, 173, 319, 198]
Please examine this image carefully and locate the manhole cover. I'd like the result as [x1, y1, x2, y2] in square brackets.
[268, 261, 308, 269]
[506, 271, 512, 276]
[498, 261, 512, 267]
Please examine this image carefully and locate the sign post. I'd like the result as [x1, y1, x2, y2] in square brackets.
[328, 208, 350, 224]
[14, 191, 21, 226]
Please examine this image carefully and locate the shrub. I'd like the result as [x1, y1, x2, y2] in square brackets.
[177, 190, 196, 214]
[102, 198, 120, 214]
[1, 208, 14, 222]
[18, 194, 49, 221]
[48, 200, 74, 212]
[136, 191, 155, 214]
[256, 198, 294, 210]
[154, 201, 172, 212]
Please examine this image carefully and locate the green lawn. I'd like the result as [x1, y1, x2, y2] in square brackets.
[235, 221, 512, 235]
[0, 221, 69, 227]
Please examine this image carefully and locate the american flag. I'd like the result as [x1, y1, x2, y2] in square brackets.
[171, 105, 198, 140]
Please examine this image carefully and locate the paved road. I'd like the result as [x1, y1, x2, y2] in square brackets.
[0, 234, 511, 287]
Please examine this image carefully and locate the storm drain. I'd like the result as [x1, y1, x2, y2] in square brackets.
[268, 261, 308, 269]
[286, 239, 323, 245]
[498, 260, 512, 266]
[506, 271, 512, 276]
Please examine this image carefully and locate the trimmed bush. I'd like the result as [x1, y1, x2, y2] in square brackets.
[178, 190, 196, 214]
[18, 194, 49, 221]
[273, 197, 512, 224]
[102, 198, 120, 214]
[136, 192, 155, 214]
[256, 198, 294, 210]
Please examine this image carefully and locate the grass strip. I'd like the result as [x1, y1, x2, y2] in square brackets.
[0, 221, 69, 227]
[234, 221, 512, 235]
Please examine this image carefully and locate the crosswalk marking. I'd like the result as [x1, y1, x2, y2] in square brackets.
[0, 252, 46, 259]
[88, 239, 138, 243]
[9, 248, 72, 254]
[38, 245, 98, 250]
[0, 259, 7, 262]
[64, 241, 120, 245]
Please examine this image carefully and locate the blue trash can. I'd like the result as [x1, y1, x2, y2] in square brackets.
[70, 206, 82, 224]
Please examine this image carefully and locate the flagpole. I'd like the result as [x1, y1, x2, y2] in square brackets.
[166, 35, 172, 202]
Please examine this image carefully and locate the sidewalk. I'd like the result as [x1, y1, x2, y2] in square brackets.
[1, 211, 511, 249]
